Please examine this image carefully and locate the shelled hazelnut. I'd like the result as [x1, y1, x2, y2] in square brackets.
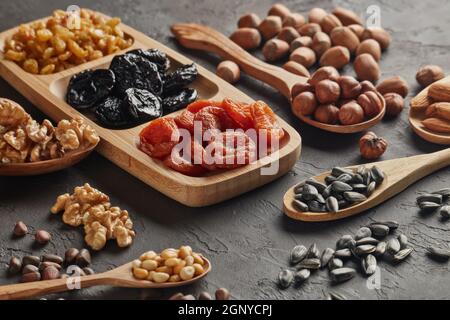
[277, 27, 300, 44]
[319, 14, 342, 34]
[258, 16, 283, 40]
[348, 24, 365, 40]
[283, 61, 310, 77]
[263, 39, 290, 61]
[358, 91, 384, 118]
[338, 76, 362, 99]
[291, 82, 314, 99]
[290, 47, 316, 68]
[376, 76, 409, 98]
[354, 53, 380, 82]
[356, 39, 381, 61]
[298, 23, 321, 37]
[282, 13, 306, 28]
[361, 27, 391, 50]
[319, 46, 350, 69]
[292, 91, 317, 117]
[308, 8, 327, 24]
[314, 104, 340, 124]
[268, 3, 291, 20]
[330, 26, 360, 54]
[311, 32, 331, 57]
[290, 36, 313, 52]
[339, 101, 365, 125]
[315, 80, 341, 104]
[309, 66, 340, 86]
[238, 13, 261, 29]
[216, 61, 240, 84]
[230, 28, 262, 50]
[331, 7, 363, 26]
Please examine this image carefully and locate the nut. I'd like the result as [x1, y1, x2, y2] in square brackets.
[416, 65, 445, 87]
[179, 246, 193, 259]
[311, 32, 331, 57]
[425, 102, 450, 121]
[22, 264, 39, 274]
[360, 80, 377, 93]
[216, 61, 240, 84]
[35, 230, 51, 244]
[428, 80, 450, 102]
[358, 91, 384, 118]
[263, 39, 290, 61]
[315, 80, 341, 104]
[319, 14, 342, 34]
[356, 39, 381, 61]
[332, 7, 363, 26]
[290, 36, 312, 52]
[338, 76, 362, 99]
[361, 27, 391, 50]
[298, 23, 321, 37]
[308, 8, 327, 24]
[309, 66, 340, 87]
[291, 82, 314, 99]
[277, 27, 300, 44]
[198, 292, 212, 300]
[64, 248, 80, 265]
[282, 13, 306, 28]
[258, 16, 282, 40]
[75, 248, 92, 267]
[384, 93, 404, 117]
[180, 266, 195, 281]
[292, 92, 317, 116]
[314, 104, 340, 124]
[359, 132, 388, 160]
[216, 288, 231, 300]
[268, 3, 291, 20]
[42, 266, 60, 280]
[13, 221, 28, 236]
[8, 256, 22, 274]
[283, 61, 310, 77]
[290, 47, 316, 68]
[237, 13, 261, 28]
[133, 267, 149, 280]
[339, 101, 365, 125]
[42, 254, 63, 265]
[376, 76, 409, 98]
[348, 24, 365, 39]
[330, 26, 360, 54]
[422, 118, 450, 133]
[152, 272, 170, 283]
[354, 53, 380, 82]
[21, 271, 41, 283]
[230, 28, 261, 50]
[319, 46, 350, 69]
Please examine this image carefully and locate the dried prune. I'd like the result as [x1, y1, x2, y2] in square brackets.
[66, 69, 115, 109]
[128, 48, 170, 72]
[110, 53, 163, 96]
[94, 96, 131, 128]
[163, 64, 198, 93]
[163, 88, 198, 114]
[122, 88, 162, 122]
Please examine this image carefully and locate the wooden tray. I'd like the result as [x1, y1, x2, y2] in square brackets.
[0, 14, 301, 207]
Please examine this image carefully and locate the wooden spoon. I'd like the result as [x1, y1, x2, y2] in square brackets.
[0, 257, 211, 300]
[409, 76, 450, 145]
[171, 23, 385, 133]
[283, 148, 450, 222]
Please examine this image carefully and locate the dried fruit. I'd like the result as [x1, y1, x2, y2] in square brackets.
[230, 28, 262, 50]
[416, 65, 445, 87]
[128, 48, 170, 73]
[251, 101, 284, 144]
[359, 131, 387, 160]
[354, 54, 380, 82]
[123, 88, 162, 121]
[139, 118, 180, 158]
[162, 88, 198, 114]
[95, 96, 130, 128]
[376, 76, 409, 98]
[163, 63, 198, 94]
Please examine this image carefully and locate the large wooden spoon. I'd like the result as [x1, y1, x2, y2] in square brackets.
[283, 148, 450, 222]
[171, 23, 385, 133]
[0, 257, 211, 300]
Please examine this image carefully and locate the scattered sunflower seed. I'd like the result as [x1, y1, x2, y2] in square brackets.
[354, 245, 376, 256]
[334, 248, 352, 259]
[427, 247, 450, 260]
[356, 237, 379, 246]
[278, 269, 294, 289]
[370, 220, 399, 230]
[374, 241, 387, 256]
[439, 206, 450, 219]
[432, 188, 450, 197]
[306, 243, 320, 259]
[290, 245, 308, 265]
[294, 269, 311, 283]
[361, 254, 377, 276]
[398, 234, 408, 249]
[328, 258, 343, 271]
[336, 235, 354, 249]
[386, 238, 401, 255]
[330, 267, 356, 283]
[296, 258, 321, 270]
[327, 291, 347, 300]
[417, 194, 443, 205]
[393, 248, 413, 262]
[369, 224, 390, 238]
[418, 202, 441, 210]
[355, 227, 372, 240]
[320, 248, 335, 268]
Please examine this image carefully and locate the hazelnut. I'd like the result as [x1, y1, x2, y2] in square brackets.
[290, 36, 313, 52]
[216, 61, 240, 84]
[319, 46, 350, 69]
[337, 76, 362, 99]
[356, 39, 381, 61]
[348, 24, 365, 40]
[283, 13, 306, 28]
[359, 131, 388, 160]
[268, 3, 291, 20]
[337, 98, 356, 108]
[330, 26, 360, 54]
[277, 27, 300, 44]
[358, 91, 384, 118]
[308, 8, 327, 24]
[416, 65, 445, 87]
[339, 101, 365, 125]
[361, 27, 391, 50]
[230, 28, 261, 50]
[263, 39, 290, 61]
[376, 76, 409, 98]
[384, 93, 404, 117]
[354, 53, 380, 82]
[315, 79, 341, 104]
[319, 14, 342, 34]
[298, 23, 321, 37]
[238, 13, 261, 29]
[290, 47, 316, 68]
[291, 82, 314, 100]
[311, 32, 331, 57]
[13, 221, 28, 237]
[283, 61, 310, 78]
[309, 66, 340, 87]
[35, 230, 51, 244]
[332, 7, 363, 26]
[360, 80, 376, 93]
[314, 104, 340, 124]
[292, 92, 317, 116]
[258, 16, 283, 40]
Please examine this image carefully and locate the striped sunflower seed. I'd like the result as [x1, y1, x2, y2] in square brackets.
[374, 241, 387, 256]
[331, 167, 353, 178]
[308, 200, 327, 212]
[416, 194, 443, 205]
[337, 173, 353, 183]
[355, 227, 372, 240]
[326, 196, 339, 213]
[328, 258, 344, 271]
[343, 191, 367, 203]
[356, 237, 379, 246]
[371, 166, 385, 185]
[336, 235, 355, 249]
[369, 220, 399, 230]
[294, 268, 310, 283]
[334, 248, 352, 259]
[370, 224, 390, 238]
[296, 258, 321, 270]
[278, 269, 294, 289]
[316, 193, 326, 204]
[292, 200, 309, 212]
[294, 182, 305, 194]
[363, 170, 372, 185]
[302, 184, 319, 201]
[398, 234, 408, 249]
[352, 184, 367, 193]
[325, 175, 337, 185]
[338, 199, 350, 209]
[418, 201, 441, 210]
[305, 178, 327, 193]
[439, 206, 450, 218]
[361, 254, 377, 276]
[432, 188, 450, 197]
[386, 238, 401, 255]
[393, 248, 413, 262]
[331, 181, 353, 193]
[330, 267, 356, 283]
[356, 165, 367, 176]
[322, 185, 332, 198]
[320, 248, 335, 268]
[354, 244, 376, 256]
[327, 291, 347, 300]
[427, 247, 450, 260]
[306, 243, 320, 259]
[366, 181, 376, 197]
[290, 245, 308, 265]
[351, 174, 364, 184]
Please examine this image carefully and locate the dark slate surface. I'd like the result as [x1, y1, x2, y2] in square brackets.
[0, 0, 449, 300]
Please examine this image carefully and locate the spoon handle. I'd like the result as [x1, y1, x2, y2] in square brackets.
[171, 23, 307, 99]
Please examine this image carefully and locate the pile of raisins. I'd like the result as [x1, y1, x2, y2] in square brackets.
[66, 49, 198, 128]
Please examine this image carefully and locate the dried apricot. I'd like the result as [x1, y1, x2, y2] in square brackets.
[251, 101, 284, 145]
[186, 99, 222, 113]
[194, 106, 237, 134]
[163, 153, 206, 176]
[174, 110, 195, 133]
[139, 118, 180, 158]
[222, 98, 253, 130]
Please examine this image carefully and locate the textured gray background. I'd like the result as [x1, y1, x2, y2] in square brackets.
[0, 0, 449, 300]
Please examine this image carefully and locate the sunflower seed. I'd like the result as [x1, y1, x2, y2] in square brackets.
[355, 227, 372, 240]
[292, 199, 309, 212]
[328, 258, 344, 271]
[354, 245, 376, 256]
[371, 166, 385, 185]
[393, 248, 413, 262]
[302, 184, 319, 201]
[322, 185, 332, 198]
[363, 170, 372, 185]
[361, 254, 377, 276]
[294, 182, 305, 194]
[296, 258, 321, 269]
[432, 188, 450, 197]
[330, 267, 356, 283]
[374, 241, 387, 256]
[417, 194, 443, 205]
[386, 238, 401, 255]
[398, 234, 408, 249]
[439, 206, 450, 218]
[306, 243, 320, 259]
[308, 200, 327, 212]
[370, 224, 390, 238]
[338, 200, 350, 209]
[326, 196, 339, 213]
[356, 165, 367, 176]
[366, 181, 376, 196]
[337, 173, 353, 183]
[335, 248, 352, 259]
[356, 237, 379, 246]
[290, 245, 308, 265]
[352, 184, 367, 193]
[331, 167, 353, 177]
[344, 191, 367, 203]
[351, 174, 364, 184]
[369, 220, 399, 230]
[305, 178, 327, 193]
[294, 269, 310, 283]
[278, 269, 294, 289]
[336, 235, 354, 249]
[316, 193, 326, 204]
[331, 181, 353, 193]
[427, 246, 450, 260]
[325, 175, 337, 184]
[418, 202, 441, 210]
[320, 248, 335, 268]
[327, 291, 347, 300]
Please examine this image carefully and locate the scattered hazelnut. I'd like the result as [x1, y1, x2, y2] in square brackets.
[384, 93, 404, 117]
[198, 292, 213, 300]
[337, 76, 362, 99]
[277, 27, 300, 44]
[376, 76, 409, 98]
[356, 39, 381, 61]
[35, 230, 51, 245]
[416, 65, 445, 87]
[215, 288, 231, 300]
[283, 61, 310, 78]
[319, 46, 350, 69]
[290, 47, 316, 68]
[238, 13, 261, 29]
[290, 36, 312, 52]
[311, 31, 331, 57]
[216, 61, 240, 84]
[330, 26, 360, 54]
[332, 7, 363, 26]
[358, 91, 384, 118]
[292, 92, 317, 116]
[319, 14, 342, 34]
[282, 13, 306, 28]
[13, 221, 28, 237]
[298, 23, 321, 37]
[348, 24, 365, 40]
[230, 28, 262, 50]
[354, 53, 380, 82]
[258, 16, 283, 40]
[268, 3, 291, 20]
[291, 82, 314, 99]
[315, 80, 341, 104]
[41, 266, 60, 281]
[64, 248, 80, 265]
[359, 131, 388, 160]
[8, 256, 22, 274]
[263, 39, 290, 61]
[314, 104, 340, 124]
[339, 101, 365, 125]
[309, 66, 340, 87]
[308, 8, 327, 24]
[361, 27, 391, 50]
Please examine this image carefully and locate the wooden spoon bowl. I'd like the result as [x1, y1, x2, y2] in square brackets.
[0, 256, 211, 300]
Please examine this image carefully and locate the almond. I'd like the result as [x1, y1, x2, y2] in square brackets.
[422, 117, 450, 133]
[277, 27, 300, 44]
[263, 39, 290, 61]
[354, 53, 380, 82]
[348, 24, 365, 40]
[425, 102, 450, 121]
[308, 8, 327, 24]
[283, 13, 306, 28]
[311, 32, 331, 57]
[320, 14, 343, 34]
[290, 36, 313, 52]
[332, 7, 363, 26]
[283, 61, 310, 77]
[319, 46, 350, 69]
[376, 76, 409, 98]
[238, 13, 261, 29]
[428, 80, 450, 102]
[361, 27, 391, 50]
[298, 23, 321, 37]
[230, 28, 261, 50]
[416, 65, 445, 88]
[290, 47, 316, 68]
[356, 39, 381, 61]
[268, 3, 291, 20]
[330, 26, 360, 54]
[258, 16, 283, 40]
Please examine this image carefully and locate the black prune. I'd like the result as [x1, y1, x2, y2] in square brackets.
[66, 69, 115, 109]
[94, 96, 131, 128]
[122, 88, 163, 122]
[163, 63, 198, 94]
[127, 48, 170, 72]
[163, 88, 198, 114]
[110, 53, 163, 96]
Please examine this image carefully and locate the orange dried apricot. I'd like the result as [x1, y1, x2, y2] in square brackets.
[251, 101, 284, 145]
[174, 110, 195, 133]
[186, 100, 222, 113]
[222, 98, 254, 130]
[139, 118, 180, 158]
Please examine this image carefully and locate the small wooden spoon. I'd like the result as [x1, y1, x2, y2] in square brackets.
[171, 23, 385, 133]
[409, 76, 450, 145]
[283, 148, 450, 222]
[0, 257, 211, 300]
